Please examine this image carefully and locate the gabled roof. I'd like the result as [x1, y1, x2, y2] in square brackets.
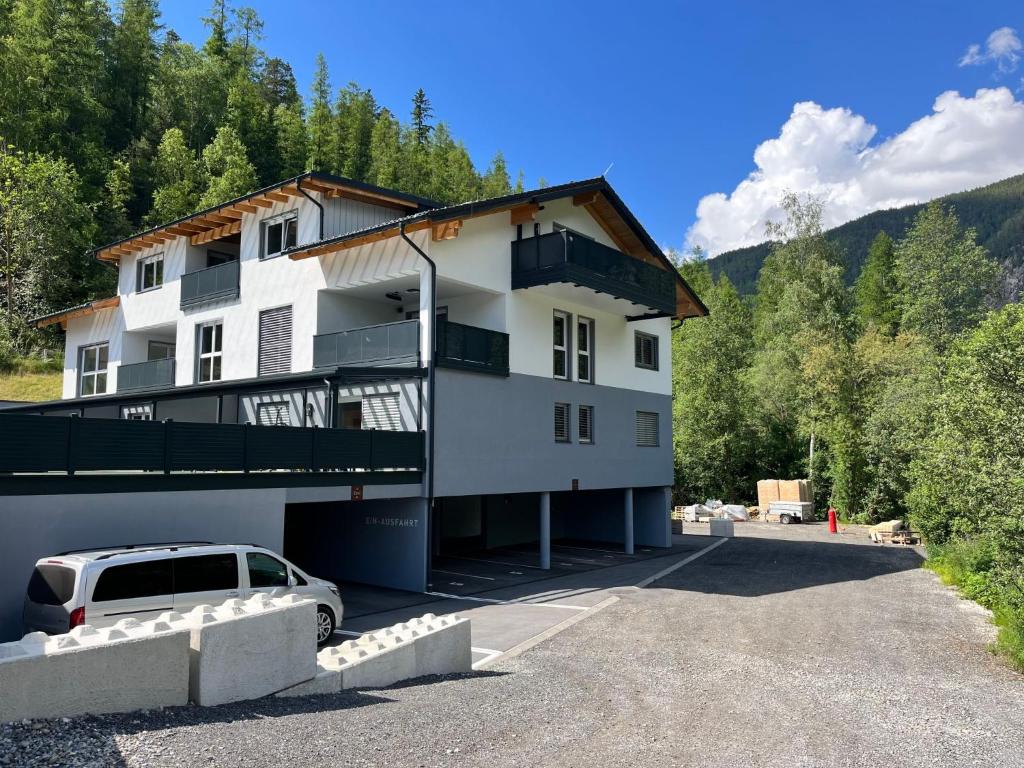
[284, 177, 708, 319]
[32, 296, 120, 329]
[93, 172, 439, 264]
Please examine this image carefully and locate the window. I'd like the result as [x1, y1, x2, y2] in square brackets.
[553, 310, 570, 379]
[634, 331, 659, 370]
[125, 412, 152, 421]
[577, 318, 594, 383]
[636, 410, 660, 447]
[246, 552, 289, 588]
[173, 554, 239, 594]
[206, 249, 236, 267]
[258, 305, 292, 376]
[27, 565, 76, 606]
[79, 342, 108, 396]
[197, 321, 223, 383]
[339, 401, 363, 429]
[147, 340, 175, 361]
[405, 305, 448, 321]
[136, 253, 164, 292]
[257, 401, 290, 426]
[261, 212, 298, 259]
[554, 402, 571, 443]
[578, 405, 594, 444]
[92, 560, 173, 602]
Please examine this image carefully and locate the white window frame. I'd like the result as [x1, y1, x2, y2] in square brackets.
[634, 331, 659, 371]
[137, 253, 164, 292]
[578, 405, 594, 444]
[553, 310, 570, 380]
[196, 320, 223, 383]
[554, 402, 571, 443]
[78, 342, 109, 397]
[577, 317, 594, 384]
[261, 210, 298, 259]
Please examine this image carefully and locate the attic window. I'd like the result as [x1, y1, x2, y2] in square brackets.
[262, 211, 298, 259]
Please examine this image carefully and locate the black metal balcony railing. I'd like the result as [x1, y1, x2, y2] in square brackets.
[313, 320, 420, 368]
[180, 260, 240, 308]
[511, 230, 676, 315]
[436, 320, 509, 376]
[116, 358, 176, 393]
[0, 414, 425, 475]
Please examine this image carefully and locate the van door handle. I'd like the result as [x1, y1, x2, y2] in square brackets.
[226, 591, 240, 598]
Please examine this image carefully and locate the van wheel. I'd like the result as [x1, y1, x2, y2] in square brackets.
[780, 514, 792, 525]
[316, 606, 335, 646]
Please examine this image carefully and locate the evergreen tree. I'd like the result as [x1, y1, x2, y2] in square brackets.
[201, 0, 229, 60]
[368, 109, 400, 189]
[481, 151, 511, 197]
[338, 84, 376, 181]
[397, 125, 430, 197]
[411, 88, 433, 145]
[306, 53, 333, 171]
[274, 103, 308, 178]
[105, 0, 161, 153]
[259, 57, 298, 108]
[149, 127, 205, 223]
[225, 73, 278, 184]
[514, 169, 525, 194]
[198, 125, 255, 207]
[229, 5, 263, 73]
[894, 202, 1001, 351]
[854, 232, 898, 335]
[97, 156, 133, 241]
[148, 36, 228, 153]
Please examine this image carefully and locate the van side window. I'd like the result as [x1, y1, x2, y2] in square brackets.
[246, 552, 289, 587]
[92, 560, 173, 602]
[174, 554, 239, 594]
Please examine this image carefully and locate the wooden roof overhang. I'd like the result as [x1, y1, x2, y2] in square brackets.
[33, 296, 120, 330]
[93, 174, 433, 265]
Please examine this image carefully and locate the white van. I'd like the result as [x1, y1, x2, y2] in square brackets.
[22, 543, 343, 646]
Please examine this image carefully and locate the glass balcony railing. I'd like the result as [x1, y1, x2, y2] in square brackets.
[116, 358, 176, 392]
[313, 320, 420, 368]
[180, 260, 240, 308]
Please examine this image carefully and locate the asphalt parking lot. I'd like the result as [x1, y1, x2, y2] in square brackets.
[336, 535, 712, 667]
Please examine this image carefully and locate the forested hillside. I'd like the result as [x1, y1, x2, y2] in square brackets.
[0, 0, 522, 362]
[708, 173, 1024, 298]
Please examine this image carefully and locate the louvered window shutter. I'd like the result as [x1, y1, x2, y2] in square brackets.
[554, 402, 570, 442]
[635, 411, 659, 446]
[258, 306, 292, 376]
[257, 402, 290, 426]
[363, 394, 401, 431]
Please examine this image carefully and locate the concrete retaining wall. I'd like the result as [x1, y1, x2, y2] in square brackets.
[0, 617, 190, 722]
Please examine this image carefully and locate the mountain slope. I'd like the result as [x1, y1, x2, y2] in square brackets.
[707, 173, 1024, 297]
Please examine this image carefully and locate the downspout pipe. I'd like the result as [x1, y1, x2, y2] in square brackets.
[297, 177, 324, 241]
[399, 222, 437, 510]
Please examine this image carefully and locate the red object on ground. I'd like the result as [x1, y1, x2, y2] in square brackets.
[828, 506, 838, 534]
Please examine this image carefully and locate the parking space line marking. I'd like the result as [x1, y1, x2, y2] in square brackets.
[634, 537, 729, 588]
[445, 555, 545, 570]
[552, 543, 631, 556]
[334, 629, 363, 637]
[434, 569, 496, 581]
[424, 591, 589, 610]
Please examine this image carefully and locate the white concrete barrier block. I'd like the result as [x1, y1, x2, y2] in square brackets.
[413, 616, 472, 677]
[710, 518, 735, 537]
[340, 637, 417, 690]
[185, 595, 317, 707]
[0, 618, 190, 723]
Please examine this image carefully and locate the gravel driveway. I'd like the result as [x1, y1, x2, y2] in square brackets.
[2, 524, 1020, 768]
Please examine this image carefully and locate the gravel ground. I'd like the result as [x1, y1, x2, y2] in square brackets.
[2, 524, 1020, 768]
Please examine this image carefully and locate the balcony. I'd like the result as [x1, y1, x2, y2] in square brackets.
[436, 320, 509, 376]
[511, 230, 675, 316]
[180, 260, 240, 308]
[313, 319, 420, 369]
[0, 414, 425, 474]
[117, 358, 176, 393]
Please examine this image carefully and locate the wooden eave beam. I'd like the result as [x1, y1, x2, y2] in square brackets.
[279, 185, 303, 197]
[263, 191, 290, 203]
[572, 191, 599, 207]
[249, 197, 274, 208]
[324, 186, 419, 210]
[165, 225, 201, 236]
[36, 296, 120, 329]
[299, 180, 335, 194]
[509, 204, 540, 226]
[225, 203, 258, 214]
[190, 219, 241, 246]
[431, 219, 462, 242]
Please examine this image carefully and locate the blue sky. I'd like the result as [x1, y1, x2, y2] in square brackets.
[161, 1, 1024, 253]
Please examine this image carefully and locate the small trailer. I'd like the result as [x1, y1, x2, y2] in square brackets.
[766, 501, 814, 524]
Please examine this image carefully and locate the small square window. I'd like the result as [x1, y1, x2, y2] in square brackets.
[634, 332, 659, 370]
[262, 212, 298, 259]
[578, 405, 594, 444]
[554, 402, 571, 443]
[137, 254, 164, 292]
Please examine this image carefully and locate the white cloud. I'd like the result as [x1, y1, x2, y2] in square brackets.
[687, 88, 1024, 255]
[959, 26, 1021, 73]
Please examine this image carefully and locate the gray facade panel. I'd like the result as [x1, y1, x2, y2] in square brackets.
[434, 370, 673, 497]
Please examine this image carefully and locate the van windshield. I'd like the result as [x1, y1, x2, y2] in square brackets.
[27, 565, 76, 606]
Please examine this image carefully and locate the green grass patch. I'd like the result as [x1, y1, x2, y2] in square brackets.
[926, 537, 1024, 673]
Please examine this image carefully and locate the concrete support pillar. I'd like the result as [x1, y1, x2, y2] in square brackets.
[624, 487, 635, 555]
[664, 486, 674, 543]
[539, 492, 551, 570]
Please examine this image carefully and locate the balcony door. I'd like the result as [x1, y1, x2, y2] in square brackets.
[147, 340, 176, 361]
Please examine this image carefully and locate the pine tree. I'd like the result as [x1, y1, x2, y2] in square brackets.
[225, 73, 278, 184]
[98, 156, 133, 241]
[854, 232, 899, 335]
[274, 103, 308, 178]
[481, 151, 511, 197]
[411, 88, 433, 145]
[306, 54, 333, 171]
[149, 127, 205, 223]
[201, 0, 229, 60]
[397, 125, 429, 197]
[259, 58, 298, 108]
[198, 125, 255, 207]
[105, 0, 161, 153]
[514, 169, 525, 194]
[368, 109, 400, 189]
[336, 83, 376, 181]
[230, 5, 263, 73]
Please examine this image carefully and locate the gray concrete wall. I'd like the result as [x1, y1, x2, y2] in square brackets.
[0, 489, 287, 642]
[283, 498, 428, 592]
[434, 370, 673, 497]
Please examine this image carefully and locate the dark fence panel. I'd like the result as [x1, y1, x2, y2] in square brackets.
[73, 418, 165, 472]
[312, 428, 373, 470]
[245, 424, 314, 471]
[168, 422, 245, 472]
[371, 430, 425, 470]
[0, 414, 71, 472]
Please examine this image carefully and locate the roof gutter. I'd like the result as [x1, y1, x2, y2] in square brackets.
[399, 222, 437, 561]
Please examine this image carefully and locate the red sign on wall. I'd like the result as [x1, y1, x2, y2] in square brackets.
[351, 485, 363, 501]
